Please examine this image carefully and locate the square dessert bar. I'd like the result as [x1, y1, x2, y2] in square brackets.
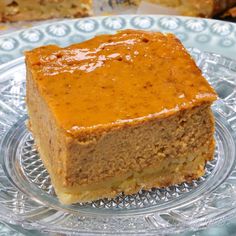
[25, 30, 217, 204]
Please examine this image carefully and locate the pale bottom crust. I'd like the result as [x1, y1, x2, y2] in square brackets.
[58, 168, 204, 205]
[36, 135, 213, 204]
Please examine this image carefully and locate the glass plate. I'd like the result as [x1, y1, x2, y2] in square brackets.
[0, 48, 236, 235]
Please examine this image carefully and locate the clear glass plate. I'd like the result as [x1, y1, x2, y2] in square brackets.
[0, 48, 236, 235]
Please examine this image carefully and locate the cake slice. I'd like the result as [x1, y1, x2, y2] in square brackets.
[0, 0, 92, 22]
[25, 30, 217, 204]
[133, 0, 236, 17]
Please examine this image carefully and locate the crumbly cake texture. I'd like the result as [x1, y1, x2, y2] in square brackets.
[132, 0, 236, 17]
[0, 0, 92, 22]
[25, 30, 217, 204]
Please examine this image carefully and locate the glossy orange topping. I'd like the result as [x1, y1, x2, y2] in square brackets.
[26, 30, 217, 136]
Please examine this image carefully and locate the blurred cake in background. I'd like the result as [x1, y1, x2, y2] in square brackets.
[1, 0, 235, 23]
[222, 5, 236, 17]
[134, 0, 236, 17]
[0, 0, 92, 22]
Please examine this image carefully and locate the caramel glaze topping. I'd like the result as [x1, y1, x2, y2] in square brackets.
[26, 30, 217, 138]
